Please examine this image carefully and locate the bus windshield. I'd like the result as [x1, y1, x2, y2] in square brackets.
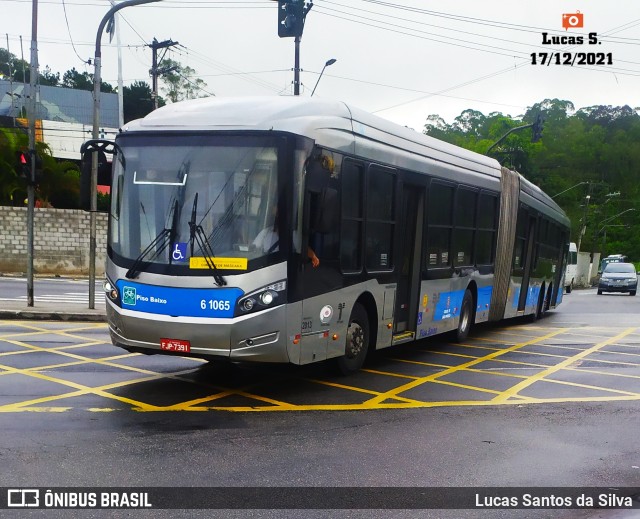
[109, 134, 281, 274]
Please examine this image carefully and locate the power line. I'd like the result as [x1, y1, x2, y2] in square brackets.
[61, 0, 90, 64]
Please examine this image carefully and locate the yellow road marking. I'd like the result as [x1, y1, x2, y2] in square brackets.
[2, 320, 640, 413]
[492, 327, 637, 403]
[539, 377, 640, 397]
[565, 365, 640, 380]
[364, 328, 568, 405]
[431, 379, 505, 395]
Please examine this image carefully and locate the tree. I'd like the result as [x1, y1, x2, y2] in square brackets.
[0, 48, 29, 82]
[0, 127, 26, 205]
[40, 66, 60, 87]
[452, 109, 486, 136]
[422, 101, 640, 259]
[62, 67, 114, 93]
[159, 58, 208, 103]
[122, 80, 162, 123]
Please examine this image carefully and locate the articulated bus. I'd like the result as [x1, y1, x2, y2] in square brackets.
[83, 97, 570, 374]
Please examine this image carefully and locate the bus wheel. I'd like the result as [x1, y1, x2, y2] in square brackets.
[336, 303, 369, 375]
[455, 289, 474, 342]
[566, 282, 573, 294]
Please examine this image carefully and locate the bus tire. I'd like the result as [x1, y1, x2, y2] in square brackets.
[566, 282, 572, 294]
[455, 289, 474, 342]
[335, 303, 369, 375]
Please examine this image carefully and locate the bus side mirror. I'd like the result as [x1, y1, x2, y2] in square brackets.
[312, 187, 338, 233]
[80, 139, 117, 211]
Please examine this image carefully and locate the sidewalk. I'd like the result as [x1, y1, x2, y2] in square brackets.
[0, 299, 107, 322]
[0, 274, 107, 322]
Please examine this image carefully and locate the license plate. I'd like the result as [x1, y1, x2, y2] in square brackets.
[160, 338, 191, 353]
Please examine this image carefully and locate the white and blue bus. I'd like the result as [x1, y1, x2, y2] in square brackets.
[82, 97, 570, 374]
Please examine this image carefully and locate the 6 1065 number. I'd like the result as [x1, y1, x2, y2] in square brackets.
[200, 299, 231, 311]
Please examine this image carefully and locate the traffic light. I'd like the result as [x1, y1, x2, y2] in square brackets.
[531, 114, 544, 143]
[15, 150, 31, 180]
[278, 0, 304, 38]
[15, 149, 41, 184]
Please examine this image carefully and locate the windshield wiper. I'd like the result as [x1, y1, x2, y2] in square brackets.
[125, 200, 179, 279]
[189, 193, 226, 287]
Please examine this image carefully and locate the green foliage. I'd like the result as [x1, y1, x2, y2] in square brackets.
[38, 154, 81, 209]
[0, 127, 26, 204]
[0, 48, 29, 82]
[159, 58, 209, 103]
[122, 80, 161, 123]
[424, 99, 640, 259]
[97, 192, 111, 212]
[0, 130, 81, 208]
[62, 67, 114, 93]
[39, 66, 60, 87]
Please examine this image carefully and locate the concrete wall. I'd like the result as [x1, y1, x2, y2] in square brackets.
[576, 251, 601, 287]
[0, 206, 107, 276]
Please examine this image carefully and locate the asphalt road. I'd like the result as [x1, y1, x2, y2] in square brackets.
[0, 283, 639, 518]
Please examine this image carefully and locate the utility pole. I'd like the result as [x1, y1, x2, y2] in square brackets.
[149, 38, 178, 109]
[26, 0, 39, 307]
[89, 0, 160, 309]
[276, 0, 312, 95]
[576, 183, 593, 252]
[293, 34, 301, 95]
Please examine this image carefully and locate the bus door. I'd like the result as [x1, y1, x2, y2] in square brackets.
[393, 184, 425, 340]
[518, 215, 537, 311]
[296, 154, 341, 364]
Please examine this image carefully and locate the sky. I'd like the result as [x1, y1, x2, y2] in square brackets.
[3, 0, 640, 131]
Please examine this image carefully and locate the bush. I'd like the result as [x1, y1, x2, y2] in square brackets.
[97, 192, 110, 212]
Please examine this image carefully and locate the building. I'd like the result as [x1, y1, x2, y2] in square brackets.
[0, 79, 119, 160]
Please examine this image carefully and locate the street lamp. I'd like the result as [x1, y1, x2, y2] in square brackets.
[310, 58, 336, 97]
[599, 208, 636, 227]
[597, 208, 637, 256]
[551, 181, 588, 199]
[88, 0, 160, 309]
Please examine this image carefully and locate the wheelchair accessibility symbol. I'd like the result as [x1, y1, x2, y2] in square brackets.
[172, 242, 187, 262]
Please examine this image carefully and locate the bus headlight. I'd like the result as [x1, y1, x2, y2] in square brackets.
[236, 280, 286, 316]
[260, 291, 275, 305]
[103, 278, 119, 301]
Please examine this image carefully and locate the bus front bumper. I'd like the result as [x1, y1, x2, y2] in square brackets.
[106, 300, 290, 363]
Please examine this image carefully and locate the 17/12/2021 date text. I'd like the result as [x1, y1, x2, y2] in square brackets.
[531, 52, 613, 66]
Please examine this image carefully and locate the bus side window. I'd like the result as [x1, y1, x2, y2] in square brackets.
[476, 192, 498, 265]
[365, 165, 396, 271]
[340, 161, 364, 272]
[427, 181, 454, 268]
[453, 187, 477, 267]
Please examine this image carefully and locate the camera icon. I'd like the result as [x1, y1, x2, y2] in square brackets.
[562, 11, 584, 30]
